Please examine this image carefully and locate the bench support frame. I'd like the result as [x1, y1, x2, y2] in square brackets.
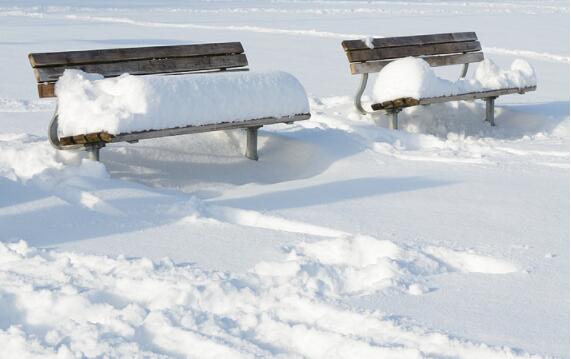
[354, 73, 370, 115]
[48, 105, 309, 162]
[245, 126, 261, 161]
[485, 96, 497, 126]
[344, 33, 536, 131]
[386, 109, 401, 130]
[86, 143, 104, 161]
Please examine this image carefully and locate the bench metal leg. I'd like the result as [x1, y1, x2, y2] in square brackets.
[245, 126, 261, 161]
[86, 143, 104, 161]
[387, 109, 400, 130]
[485, 97, 497, 126]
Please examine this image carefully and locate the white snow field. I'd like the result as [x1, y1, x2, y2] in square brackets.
[0, 0, 569, 358]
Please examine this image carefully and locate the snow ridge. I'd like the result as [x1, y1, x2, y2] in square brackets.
[1, 9, 567, 63]
[0, 237, 526, 358]
[66, 14, 570, 64]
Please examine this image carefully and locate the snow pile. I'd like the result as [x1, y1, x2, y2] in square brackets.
[373, 58, 537, 103]
[0, 134, 68, 181]
[362, 36, 375, 49]
[0, 239, 529, 358]
[254, 235, 518, 297]
[55, 70, 310, 136]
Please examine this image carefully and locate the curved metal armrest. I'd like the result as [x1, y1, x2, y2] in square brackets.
[354, 73, 375, 115]
[459, 63, 469, 79]
[48, 104, 83, 150]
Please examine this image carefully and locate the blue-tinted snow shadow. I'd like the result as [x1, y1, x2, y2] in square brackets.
[0, 176, 189, 247]
[504, 101, 569, 117]
[104, 128, 365, 187]
[211, 176, 450, 211]
[495, 101, 570, 137]
[0, 128, 366, 247]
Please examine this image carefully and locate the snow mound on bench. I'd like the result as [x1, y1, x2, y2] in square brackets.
[55, 70, 310, 136]
[373, 57, 536, 103]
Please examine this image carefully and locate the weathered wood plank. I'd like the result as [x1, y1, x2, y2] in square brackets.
[29, 42, 244, 67]
[56, 114, 311, 147]
[34, 54, 248, 82]
[350, 52, 484, 74]
[346, 41, 481, 62]
[342, 32, 477, 51]
[58, 131, 115, 145]
[370, 86, 537, 110]
[37, 83, 56, 98]
[36, 68, 250, 98]
[113, 114, 311, 143]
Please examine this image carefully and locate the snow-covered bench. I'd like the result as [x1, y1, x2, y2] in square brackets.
[342, 32, 537, 129]
[28, 42, 310, 161]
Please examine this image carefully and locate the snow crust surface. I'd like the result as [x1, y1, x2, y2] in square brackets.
[56, 70, 310, 136]
[0, 236, 529, 358]
[373, 58, 537, 103]
[0, 0, 568, 358]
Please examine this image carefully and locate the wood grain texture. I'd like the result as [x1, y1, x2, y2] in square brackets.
[29, 42, 244, 67]
[342, 32, 477, 51]
[37, 83, 56, 98]
[36, 68, 250, 98]
[34, 54, 248, 82]
[350, 52, 484, 74]
[346, 41, 481, 62]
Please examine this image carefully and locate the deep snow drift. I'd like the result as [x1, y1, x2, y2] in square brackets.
[0, 238, 531, 358]
[56, 70, 309, 136]
[0, 0, 569, 358]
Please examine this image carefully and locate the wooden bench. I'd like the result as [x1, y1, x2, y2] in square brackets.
[342, 32, 536, 129]
[29, 42, 310, 161]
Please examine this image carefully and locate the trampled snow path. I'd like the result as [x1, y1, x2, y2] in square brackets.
[0, 1, 568, 357]
[0, 234, 528, 359]
[0, 93, 568, 357]
[0, 237, 528, 358]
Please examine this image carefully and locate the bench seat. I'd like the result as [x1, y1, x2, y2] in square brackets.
[341, 32, 537, 129]
[29, 42, 311, 161]
[372, 86, 537, 110]
[58, 114, 310, 147]
[55, 69, 310, 137]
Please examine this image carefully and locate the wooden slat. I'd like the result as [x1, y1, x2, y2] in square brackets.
[29, 42, 244, 67]
[56, 114, 310, 147]
[37, 83, 56, 98]
[342, 32, 477, 51]
[58, 132, 115, 146]
[112, 114, 311, 143]
[371, 86, 537, 111]
[36, 68, 250, 98]
[346, 41, 481, 62]
[34, 54, 248, 82]
[350, 52, 484, 74]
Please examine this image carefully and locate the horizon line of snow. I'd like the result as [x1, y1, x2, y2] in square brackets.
[0, 9, 567, 65]
[1, 0, 568, 14]
[483, 47, 570, 64]
[66, 15, 570, 64]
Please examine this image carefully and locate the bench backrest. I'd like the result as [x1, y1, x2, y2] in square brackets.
[342, 32, 483, 75]
[29, 42, 248, 98]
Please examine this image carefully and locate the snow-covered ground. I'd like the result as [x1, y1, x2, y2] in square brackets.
[0, 0, 569, 358]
